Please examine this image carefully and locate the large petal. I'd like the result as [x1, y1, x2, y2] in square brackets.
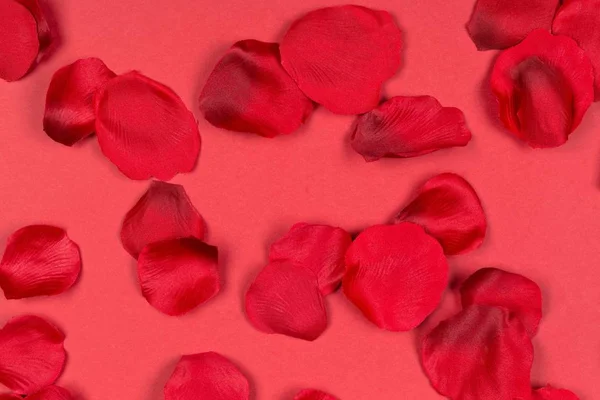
[94, 71, 201, 180]
[27, 386, 73, 400]
[294, 389, 338, 400]
[343, 223, 448, 331]
[0, 0, 39, 81]
[351, 96, 471, 161]
[533, 386, 579, 400]
[137, 238, 220, 316]
[280, 5, 402, 114]
[490, 29, 594, 148]
[0, 225, 81, 299]
[199, 40, 314, 138]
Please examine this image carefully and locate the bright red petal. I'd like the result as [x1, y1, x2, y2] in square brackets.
[0, 0, 39, 81]
[343, 223, 448, 331]
[421, 305, 533, 400]
[280, 5, 402, 114]
[0, 315, 66, 395]
[27, 386, 73, 400]
[533, 386, 579, 400]
[294, 389, 338, 400]
[199, 40, 314, 138]
[121, 181, 205, 258]
[245, 261, 327, 341]
[0, 394, 21, 400]
[351, 96, 471, 161]
[269, 223, 351, 295]
[164, 352, 250, 400]
[466, 0, 560, 50]
[137, 238, 220, 316]
[94, 71, 201, 180]
[15, 0, 53, 54]
[395, 173, 486, 255]
[0, 225, 81, 299]
[490, 29, 594, 148]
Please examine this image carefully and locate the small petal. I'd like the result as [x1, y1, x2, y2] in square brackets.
[164, 352, 250, 400]
[395, 173, 486, 255]
[94, 71, 201, 180]
[199, 40, 314, 137]
[137, 238, 220, 316]
[27, 386, 73, 400]
[269, 223, 351, 295]
[343, 223, 448, 331]
[280, 5, 402, 114]
[0, 225, 81, 299]
[245, 261, 327, 341]
[0, 0, 39, 81]
[533, 386, 579, 400]
[294, 389, 339, 400]
[351, 96, 471, 161]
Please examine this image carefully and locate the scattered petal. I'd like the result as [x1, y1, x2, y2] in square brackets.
[294, 389, 339, 400]
[15, 0, 53, 53]
[0, 0, 39, 81]
[533, 386, 579, 400]
[27, 386, 73, 400]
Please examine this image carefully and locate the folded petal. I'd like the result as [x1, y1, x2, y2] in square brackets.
[395, 173, 486, 255]
[121, 181, 205, 258]
[421, 305, 533, 400]
[294, 389, 338, 400]
[269, 223, 352, 295]
[490, 29, 594, 148]
[15, 0, 53, 53]
[94, 71, 201, 180]
[44, 58, 116, 146]
[199, 40, 314, 137]
[533, 386, 579, 400]
[0, 0, 40, 81]
[137, 238, 220, 316]
[27, 386, 73, 400]
[164, 352, 250, 400]
[245, 261, 327, 341]
[280, 5, 402, 114]
[351, 96, 471, 161]
[0, 315, 66, 395]
[0, 225, 81, 299]
[343, 223, 448, 331]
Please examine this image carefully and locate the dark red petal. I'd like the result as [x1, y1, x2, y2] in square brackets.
[94, 71, 201, 180]
[351, 96, 471, 161]
[0, 0, 39, 82]
[0, 315, 66, 395]
[280, 5, 402, 114]
[294, 389, 338, 400]
[490, 29, 594, 148]
[120, 181, 205, 258]
[15, 0, 52, 53]
[421, 305, 533, 400]
[164, 352, 250, 400]
[533, 386, 579, 400]
[245, 261, 327, 341]
[466, 0, 560, 50]
[27, 386, 73, 400]
[395, 173, 486, 255]
[0, 225, 81, 299]
[0, 394, 21, 400]
[269, 223, 351, 295]
[137, 238, 219, 316]
[199, 40, 314, 138]
[343, 223, 448, 331]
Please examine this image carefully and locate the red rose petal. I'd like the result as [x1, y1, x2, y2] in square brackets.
[490, 29, 594, 148]
[395, 173, 486, 255]
[466, 0, 560, 50]
[199, 40, 314, 138]
[269, 223, 352, 295]
[533, 386, 579, 400]
[164, 352, 250, 400]
[121, 181, 205, 258]
[245, 261, 327, 341]
[351, 96, 472, 161]
[343, 223, 448, 331]
[0, 394, 21, 400]
[0, 315, 66, 395]
[0, 225, 81, 299]
[421, 305, 533, 400]
[280, 5, 402, 114]
[0, 0, 39, 82]
[43, 58, 116, 146]
[294, 389, 338, 400]
[94, 71, 201, 180]
[27, 386, 73, 400]
[137, 237, 220, 316]
[15, 0, 52, 53]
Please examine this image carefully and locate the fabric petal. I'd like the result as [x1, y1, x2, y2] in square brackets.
[0, 315, 66, 395]
[0, 394, 21, 400]
[94, 71, 201, 180]
[269, 223, 352, 295]
[137, 237, 220, 316]
[27, 386, 73, 400]
[245, 261, 327, 341]
[121, 181, 205, 258]
[0, 0, 39, 82]
[395, 173, 486, 255]
[0, 225, 81, 299]
[15, 0, 52, 53]
[533, 386, 579, 400]
[421, 305, 533, 400]
[44, 58, 116, 146]
[351, 96, 471, 161]
[164, 352, 250, 400]
[280, 5, 402, 114]
[294, 389, 338, 400]
[199, 40, 314, 137]
[343, 223, 448, 331]
[490, 29, 594, 148]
